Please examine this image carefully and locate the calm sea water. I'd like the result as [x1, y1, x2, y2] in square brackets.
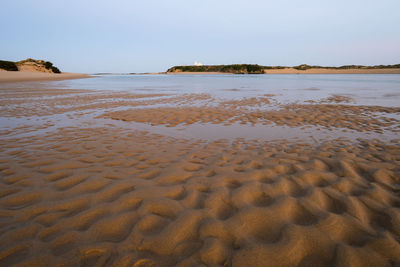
[32, 74, 400, 107]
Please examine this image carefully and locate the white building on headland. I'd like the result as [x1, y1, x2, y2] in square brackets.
[194, 61, 203, 66]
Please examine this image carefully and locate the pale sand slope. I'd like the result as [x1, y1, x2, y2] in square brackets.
[17, 63, 53, 73]
[0, 86, 399, 266]
[0, 71, 90, 83]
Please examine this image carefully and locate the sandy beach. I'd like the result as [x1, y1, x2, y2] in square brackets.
[0, 71, 90, 83]
[0, 77, 399, 266]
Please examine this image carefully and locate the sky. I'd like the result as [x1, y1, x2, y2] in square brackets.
[1, 0, 400, 73]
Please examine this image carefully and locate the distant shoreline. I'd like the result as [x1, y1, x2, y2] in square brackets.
[166, 64, 400, 75]
[262, 67, 400, 74]
[166, 68, 400, 74]
[95, 68, 400, 76]
[106, 69, 400, 75]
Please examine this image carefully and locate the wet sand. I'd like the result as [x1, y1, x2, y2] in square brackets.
[0, 84, 399, 266]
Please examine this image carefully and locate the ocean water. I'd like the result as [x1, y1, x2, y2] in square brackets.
[35, 74, 400, 107]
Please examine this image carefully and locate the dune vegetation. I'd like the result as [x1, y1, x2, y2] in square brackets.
[0, 60, 18, 71]
[167, 64, 265, 74]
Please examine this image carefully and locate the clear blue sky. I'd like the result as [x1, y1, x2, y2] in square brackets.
[1, 0, 400, 73]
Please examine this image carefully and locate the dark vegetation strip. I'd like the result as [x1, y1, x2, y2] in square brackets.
[167, 63, 400, 74]
[0, 60, 18, 71]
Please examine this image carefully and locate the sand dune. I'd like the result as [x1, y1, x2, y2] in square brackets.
[0, 85, 399, 266]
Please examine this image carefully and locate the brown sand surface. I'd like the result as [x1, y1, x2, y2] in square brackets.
[0, 71, 90, 83]
[0, 85, 400, 266]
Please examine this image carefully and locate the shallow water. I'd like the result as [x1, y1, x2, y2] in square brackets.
[11, 74, 400, 107]
[1, 74, 399, 142]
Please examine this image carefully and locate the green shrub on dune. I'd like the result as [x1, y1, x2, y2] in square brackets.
[44, 61, 61, 73]
[0, 60, 18, 71]
[51, 66, 61, 73]
[44, 61, 53, 70]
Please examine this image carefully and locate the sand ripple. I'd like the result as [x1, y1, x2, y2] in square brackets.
[1, 86, 400, 266]
[1, 127, 399, 266]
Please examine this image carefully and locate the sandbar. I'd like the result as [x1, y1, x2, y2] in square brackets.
[0, 71, 90, 83]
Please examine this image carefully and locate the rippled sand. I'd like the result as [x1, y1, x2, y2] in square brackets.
[0, 85, 399, 266]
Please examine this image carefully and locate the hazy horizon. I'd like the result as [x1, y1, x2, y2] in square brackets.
[2, 0, 400, 73]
